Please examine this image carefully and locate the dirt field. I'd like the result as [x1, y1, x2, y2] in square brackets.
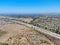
[20, 18, 33, 23]
[0, 24, 56, 45]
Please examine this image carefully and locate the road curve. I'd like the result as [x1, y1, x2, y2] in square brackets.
[7, 18, 60, 40]
[2, 16, 60, 40]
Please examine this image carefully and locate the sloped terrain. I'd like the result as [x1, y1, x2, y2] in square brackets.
[30, 16, 60, 34]
[0, 23, 56, 45]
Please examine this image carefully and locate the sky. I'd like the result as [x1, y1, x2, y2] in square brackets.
[0, 0, 60, 14]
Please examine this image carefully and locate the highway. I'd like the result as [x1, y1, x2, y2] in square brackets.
[2, 16, 60, 40]
[6, 17, 60, 40]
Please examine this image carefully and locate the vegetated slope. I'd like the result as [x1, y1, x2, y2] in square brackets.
[0, 24, 55, 45]
[30, 16, 60, 34]
[0, 30, 7, 37]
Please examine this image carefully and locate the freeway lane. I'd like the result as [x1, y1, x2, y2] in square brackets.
[8, 19, 60, 40]
[2, 16, 60, 40]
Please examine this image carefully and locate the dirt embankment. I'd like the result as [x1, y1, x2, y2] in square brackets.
[0, 24, 56, 45]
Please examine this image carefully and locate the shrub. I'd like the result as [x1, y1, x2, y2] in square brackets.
[0, 43, 9, 45]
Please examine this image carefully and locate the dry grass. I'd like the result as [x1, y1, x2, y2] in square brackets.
[0, 24, 56, 45]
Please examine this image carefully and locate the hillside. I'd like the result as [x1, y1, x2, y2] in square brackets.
[0, 19, 56, 45]
[30, 16, 60, 34]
